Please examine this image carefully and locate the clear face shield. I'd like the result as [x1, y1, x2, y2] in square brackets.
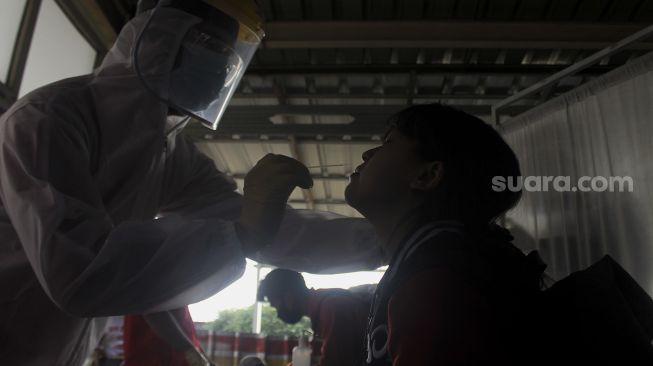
[134, 0, 264, 130]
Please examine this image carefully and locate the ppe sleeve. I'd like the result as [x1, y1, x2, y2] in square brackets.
[161, 136, 384, 274]
[0, 106, 245, 317]
[253, 208, 384, 273]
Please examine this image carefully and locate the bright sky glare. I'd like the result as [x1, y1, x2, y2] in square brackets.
[189, 259, 385, 322]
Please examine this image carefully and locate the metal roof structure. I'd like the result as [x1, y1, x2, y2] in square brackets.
[12, 0, 653, 214]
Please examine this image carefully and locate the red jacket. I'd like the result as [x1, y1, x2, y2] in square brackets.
[307, 288, 369, 366]
[123, 306, 200, 366]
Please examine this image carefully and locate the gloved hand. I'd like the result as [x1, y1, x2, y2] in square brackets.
[238, 154, 313, 255]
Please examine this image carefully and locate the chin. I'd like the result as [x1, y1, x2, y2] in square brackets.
[346, 184, 371, 218]
[344, 182, 358, 207]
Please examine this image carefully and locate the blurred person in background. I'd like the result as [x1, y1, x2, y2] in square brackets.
[258, 269, 371, 366]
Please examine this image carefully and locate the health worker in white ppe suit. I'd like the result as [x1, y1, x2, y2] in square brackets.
[0, 1, 382, 365]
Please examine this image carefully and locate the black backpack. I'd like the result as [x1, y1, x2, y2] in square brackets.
[537, 255, 653, 365]
[370, 227, 653, 365]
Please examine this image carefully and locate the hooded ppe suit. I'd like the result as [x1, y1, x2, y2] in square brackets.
[0, 8, 381, 365]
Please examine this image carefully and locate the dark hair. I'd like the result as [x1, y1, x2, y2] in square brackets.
[257, 269, 307, 302]
[390, 104, 522, 225]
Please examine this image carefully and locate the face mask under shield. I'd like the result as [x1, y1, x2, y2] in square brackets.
[134, 1, 263, 130]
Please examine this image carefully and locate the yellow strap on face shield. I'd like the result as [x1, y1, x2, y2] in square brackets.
[201, 0, 265, 42]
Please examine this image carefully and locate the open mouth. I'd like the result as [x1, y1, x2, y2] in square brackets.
[349, 164, 364, 179]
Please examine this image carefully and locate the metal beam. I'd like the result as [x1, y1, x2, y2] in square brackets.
[245, 63, 616, 76]
[195, 135, 382, 144]
[262, 21, 653, 50]
[0, 82, 15, 113]
[493, 23, 653, 126]
[289, 199, 349, 205]
[184, 105, 530, 140]
[232, 92, 524, 101]
[230, 173, 349, 181]
[6, 0, 41, 95]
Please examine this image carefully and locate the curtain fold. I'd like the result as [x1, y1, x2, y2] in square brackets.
[501, 52, 653, 296]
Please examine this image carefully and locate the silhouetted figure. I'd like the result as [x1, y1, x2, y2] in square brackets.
[345, 104, 545, 365]
[258, 269, 370, 366]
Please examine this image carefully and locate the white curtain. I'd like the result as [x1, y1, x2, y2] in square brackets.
[501, 52, 653, 296]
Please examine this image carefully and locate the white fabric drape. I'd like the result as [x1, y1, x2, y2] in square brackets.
[501, 52, 653, 295]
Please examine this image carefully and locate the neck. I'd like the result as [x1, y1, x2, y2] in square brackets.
[366, 204, 426, 262]
[301, 289, 313, 317]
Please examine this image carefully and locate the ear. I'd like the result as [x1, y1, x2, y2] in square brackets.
[410, 161, 443, 191]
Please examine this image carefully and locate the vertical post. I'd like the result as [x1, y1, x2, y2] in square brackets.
[252, 264, 263, 334]
[6, 0, 42, 97]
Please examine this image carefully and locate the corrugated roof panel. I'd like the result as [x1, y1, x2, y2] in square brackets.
[454, 0, 483, 20]
[314, 75, 340, 88]
[448, 49, 470, 64]
[196, 142, 231, 173]
[255, 49, 286, 65]
[310, 178, 328, 200]
[298, 142, 376, 175]
[244, 75, 274, 89]
[398, 0, 426, 19]
[379, 74, 410, 87]
[369, 49, 393, 64]
[340, 49, 366, 64]
[283, 75, 307, 88]
[282, 49, 312, 65]
[573, 0, 611, 22]
[289, 202, 310, 210]
[289, 187, 305, 201]
[196, 141, 294, 175]
[604, 0, 640, 22]
[366, 0, 395, 20]
[633, 0, 653, 22]
[346, 75, 375, 88]
[422, 49, 445, 64]
[485, 0, 520, 20]
[513, 0, 550, 20]
[260, 0, 275, 21]
[451, 75, 480, 93]
[272, 0, 304, 20]
[555, 50, 582, 65]
[419, 74, 446, 87]
[310, 49, 339, 64]
[545, 0, 579, 21]
[229, 98, 280, 106]
[425, 0, 457, 18]
[484, 75, 514, 89]
[504, 50, 529, 65]
[326, 180, 350, 200]
[304, 0, 334, 20]
[397, 49, 420, 64]
[476, 50, 502, 64]
[339, 0, 365, 20]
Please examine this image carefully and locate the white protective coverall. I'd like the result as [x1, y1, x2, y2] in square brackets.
[0, 8, 382, 365]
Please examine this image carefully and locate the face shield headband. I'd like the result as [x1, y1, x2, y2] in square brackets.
[133, 0, 263, 130]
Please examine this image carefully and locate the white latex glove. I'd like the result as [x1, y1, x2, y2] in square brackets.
[238, 154, 313, 254]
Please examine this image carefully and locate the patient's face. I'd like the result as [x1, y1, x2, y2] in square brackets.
[345, 128, 423, 216]
[269, 293, 304, 324]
